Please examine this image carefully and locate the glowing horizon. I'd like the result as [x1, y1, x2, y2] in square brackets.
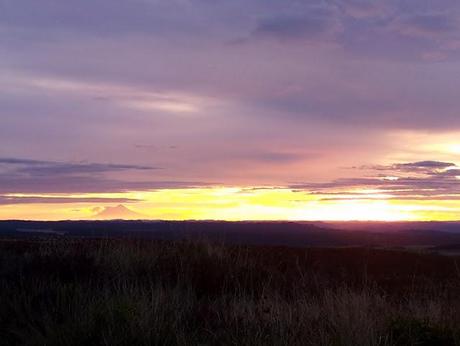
[2, 185, 460, 222]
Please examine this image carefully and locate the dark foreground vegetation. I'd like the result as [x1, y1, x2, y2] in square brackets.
[1, 238, 460, 345]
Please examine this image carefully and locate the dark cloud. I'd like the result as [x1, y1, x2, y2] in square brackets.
[0, 158, 47, 165]
[253, 6, 338, 42]
[0, 157, 157, 176]
[16, 163, 155, 176]
[0, 157, 210, 194]
[0, 174, 212, 194]
[362, 161, 457, 174]
[230, 151, 308, 164]
[291, 160, 460, 201]
[393, 161, 457, 174]
[396, 161, 455, 169]
[0, 196, 141, 205]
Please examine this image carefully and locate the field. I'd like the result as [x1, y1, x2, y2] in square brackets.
[1, 238, 460, 346]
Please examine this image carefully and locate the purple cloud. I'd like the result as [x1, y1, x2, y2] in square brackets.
[0, 157, 211, 194]
[291, 160, 460, 201]
[0, 158, 157, 175]
[253, 5, 339, 42]
[0, 196, 141, 205]
[398, 13, 457, 37]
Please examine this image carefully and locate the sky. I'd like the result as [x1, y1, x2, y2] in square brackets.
[1, 0, 460, 221]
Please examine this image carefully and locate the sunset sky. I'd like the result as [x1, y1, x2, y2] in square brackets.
[2, 0, 460, 221]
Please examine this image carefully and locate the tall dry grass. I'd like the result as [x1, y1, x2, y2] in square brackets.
[0, 238, 459, 345]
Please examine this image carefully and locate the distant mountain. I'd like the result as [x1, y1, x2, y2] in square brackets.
[93, 205, 144, 220]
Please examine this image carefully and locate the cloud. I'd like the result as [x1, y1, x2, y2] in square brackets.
[226, 150, 308, 164]
[0, 157, 157, 176]
[397, 161, 455, 169]
[0, 157, 211, 194]
[341, 0, 389, 19]
[396, 13, 457, 37]
[393, 161, 457, 174]
[3, 0, 460, 193]
[363, 161, 457, 174]
[0, 158, 47, 165]
[4, 1, 460, 135]
[291, 160, 460, 201]
[0, 0, 198, 37]
[253, 6, 340, 42]
[0, 174, 213, 194]
[0, 195, 141, 205]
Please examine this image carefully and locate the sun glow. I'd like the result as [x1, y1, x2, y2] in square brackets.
[2, 187, 459, 221]
[388, 131, 460, 164]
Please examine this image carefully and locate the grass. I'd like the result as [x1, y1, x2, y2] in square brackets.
[0, 238, 459, 345]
